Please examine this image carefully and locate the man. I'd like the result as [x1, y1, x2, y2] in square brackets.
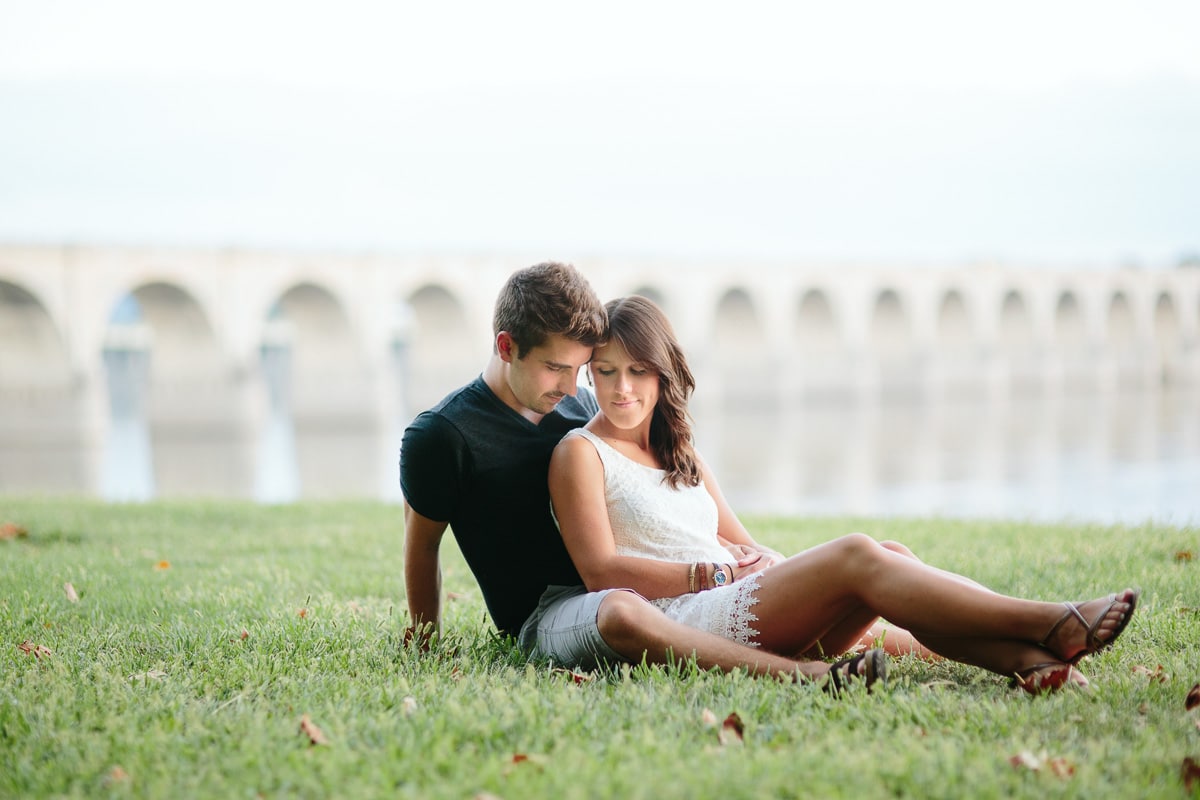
[400, 261, 824, 679]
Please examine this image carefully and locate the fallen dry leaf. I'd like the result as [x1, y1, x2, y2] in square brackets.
[1008, 750, 1073, 779]
[1010, 751, 1042, 771]
[550, 667, 593, 684]
[1175, 550, 1194, 562]
[1186, 683, 1200, 712]
[511, 754, 528, 764]
[1183, 757, 1200, 793]
[105, 766, 130, 785]
[701, 708, 718, 727]
[297, 608, 308, 618]
[1132, 664, 1169, 683]
[1, 522, 28, 540]
[153, 560, 171, 570]
[64, 582, 79, 603]
[298, 714, 327, 746]
[718, 712, 744, 746]
[17, 640, 52, 659]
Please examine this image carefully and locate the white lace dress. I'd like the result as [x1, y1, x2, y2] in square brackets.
[562, 428, 763, 646]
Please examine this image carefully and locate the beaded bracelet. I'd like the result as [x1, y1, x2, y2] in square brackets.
[688, 562, 697, 594]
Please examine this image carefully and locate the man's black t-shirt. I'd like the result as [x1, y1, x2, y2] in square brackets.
[399, 376, 598, 637]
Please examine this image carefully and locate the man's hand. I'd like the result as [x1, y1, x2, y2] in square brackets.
[403, 621, 436, 653]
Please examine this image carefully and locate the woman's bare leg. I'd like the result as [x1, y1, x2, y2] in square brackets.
[747, 533, 1134, 674]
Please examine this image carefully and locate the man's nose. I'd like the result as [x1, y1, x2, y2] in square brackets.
[561, 371, 579, 396]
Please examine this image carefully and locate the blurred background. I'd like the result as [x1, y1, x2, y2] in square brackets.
[1, 1, 1198, 524]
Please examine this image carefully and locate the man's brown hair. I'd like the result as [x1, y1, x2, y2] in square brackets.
[493, 262, 607, 357]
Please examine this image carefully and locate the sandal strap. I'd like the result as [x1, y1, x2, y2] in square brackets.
[1038, 602, 1089, 649]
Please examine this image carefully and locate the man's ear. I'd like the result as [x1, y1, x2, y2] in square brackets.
[496, 332, 516, 363]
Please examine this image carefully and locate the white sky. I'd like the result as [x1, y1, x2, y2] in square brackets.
[2, 0, 1198, 265]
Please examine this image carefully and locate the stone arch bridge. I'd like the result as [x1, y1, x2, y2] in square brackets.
[2, 243, 1197, 499]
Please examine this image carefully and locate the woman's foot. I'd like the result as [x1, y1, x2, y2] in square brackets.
[824, 648, 888, 695]
[1011, 661, 1086, 695]
[1039, 589, 1140, 665]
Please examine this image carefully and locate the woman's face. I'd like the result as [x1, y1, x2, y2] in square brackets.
[589, 339, 660, 432]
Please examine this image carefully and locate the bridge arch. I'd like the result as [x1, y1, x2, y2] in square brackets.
[935, 289, 972, 355]
[794, 288, 840, 354]
[0, 279, 69, 378]
[404, 283, 476, 414]
[0, 280, 84, 493]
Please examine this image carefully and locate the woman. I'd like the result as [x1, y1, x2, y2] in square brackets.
[548, 295, 1139, 693]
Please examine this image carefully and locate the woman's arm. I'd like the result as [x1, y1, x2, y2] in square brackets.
[549, 435, 701, 598]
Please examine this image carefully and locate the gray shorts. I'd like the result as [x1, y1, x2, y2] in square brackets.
[517, 584, 632, 671]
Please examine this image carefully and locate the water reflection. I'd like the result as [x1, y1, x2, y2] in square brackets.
[100, 298, 154, 501]
[696, 385, 1200, 525]
[255, 316, 299, 503]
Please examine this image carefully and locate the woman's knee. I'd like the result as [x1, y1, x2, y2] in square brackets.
[595, 590, 655, 647]
[880, 540, 918, 560]
[832, 532, 890, 571]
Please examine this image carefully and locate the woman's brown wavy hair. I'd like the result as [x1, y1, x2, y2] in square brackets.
[604, 295, 700, 489]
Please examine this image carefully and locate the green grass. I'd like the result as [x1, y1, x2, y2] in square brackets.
[1, 500, 1197, 799]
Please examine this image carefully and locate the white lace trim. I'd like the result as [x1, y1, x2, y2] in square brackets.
[651, 572, 763, 647]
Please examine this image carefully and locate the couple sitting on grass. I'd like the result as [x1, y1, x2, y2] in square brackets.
[400, 262, 1139, 694]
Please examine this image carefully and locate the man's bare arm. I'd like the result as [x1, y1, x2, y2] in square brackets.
[403, 501, 448, 648]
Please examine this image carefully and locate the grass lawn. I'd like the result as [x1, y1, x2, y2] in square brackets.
[1, 499, 1197, 799]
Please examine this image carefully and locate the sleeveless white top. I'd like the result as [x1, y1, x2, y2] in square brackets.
[562, 428, 762, 646]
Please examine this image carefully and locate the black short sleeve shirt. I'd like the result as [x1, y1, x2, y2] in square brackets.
[400, 376, 598, 637]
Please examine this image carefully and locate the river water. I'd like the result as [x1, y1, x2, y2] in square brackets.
[694, 386, 1200, 526]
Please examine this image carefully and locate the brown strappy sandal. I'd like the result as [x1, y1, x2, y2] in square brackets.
[825, 648, 888, 695]
[1039, 589, 1140, 665]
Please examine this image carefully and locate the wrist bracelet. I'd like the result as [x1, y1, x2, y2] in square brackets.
[697, 562, 708, 592]
[688, 562, 697, 594]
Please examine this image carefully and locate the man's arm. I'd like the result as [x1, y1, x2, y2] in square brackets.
[403, 501, 448, 648]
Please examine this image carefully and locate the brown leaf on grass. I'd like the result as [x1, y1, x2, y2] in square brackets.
[1008, 751, 1074, 779]
[1183, 757, 1200, 793]
[718, 713, 744, 746]
[550, 667, 593, 684]
[1186, 683, 1200, 712]
[298, 714, 327, 746]
[297, 608, 308, 618]
[504, 753, 547, 776]
[1175, 550, 1194, 562]
[1009, 751, 1042, 771]
[446, 591, 466, 601]
[230, 629, 250, 642]
[0, 522, 28, 540]
[17, 640, 52, 659]
[153, 560, 171, 570]
[64, 582, 79, 603]
[104, 766, 130, 785]
[1132, 664, 1169, 683]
